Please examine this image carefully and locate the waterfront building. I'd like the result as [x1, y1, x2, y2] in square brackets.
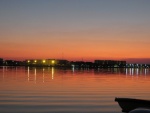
[71, 61, 85, 68]
[4, 60, 24, 66]
[0, 58, 3, 66]
[4, 60, 16, 66]
[94, 60, 126, 68]
[1, 57, 149, 68]
[70, 61, 94, 68]
[56, 59, 69, 66]
[25, 59, 69, 67]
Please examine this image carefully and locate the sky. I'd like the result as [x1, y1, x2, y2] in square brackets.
[0, 0, 150, 63]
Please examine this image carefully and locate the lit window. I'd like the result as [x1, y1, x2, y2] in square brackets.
[43, 60, 46, 63]
[51, 60, 55, 64]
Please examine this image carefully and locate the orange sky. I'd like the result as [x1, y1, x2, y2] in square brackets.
[0, 1, 150, 63]
[1, 26, 150, 62]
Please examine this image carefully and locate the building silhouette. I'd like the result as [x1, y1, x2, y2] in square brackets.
[95, 60, 126, 68]
[0, 58, 3, 66]
[25, 59, 69, 67]
[0, 58, 149, 68]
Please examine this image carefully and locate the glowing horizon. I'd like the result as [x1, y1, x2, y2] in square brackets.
[0, 0, 150, 64]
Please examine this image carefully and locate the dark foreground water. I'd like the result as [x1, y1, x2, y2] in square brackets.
[0, 67, 150, 113]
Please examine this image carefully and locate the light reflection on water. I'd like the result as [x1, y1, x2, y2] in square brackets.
[0, 67, 150, 113]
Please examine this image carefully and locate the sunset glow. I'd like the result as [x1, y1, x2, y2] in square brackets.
[0, 0, 150, 63]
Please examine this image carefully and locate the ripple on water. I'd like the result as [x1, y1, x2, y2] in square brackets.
[0, 67, 150, 113]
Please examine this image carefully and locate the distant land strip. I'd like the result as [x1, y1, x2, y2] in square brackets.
[0, 58, 149, 68]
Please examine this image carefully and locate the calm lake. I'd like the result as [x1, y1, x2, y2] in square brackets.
[0, 67, 150, 113]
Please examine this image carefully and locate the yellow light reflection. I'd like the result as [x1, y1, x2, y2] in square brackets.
[43, 68, 45, 83]
[27, 60, 30, 63]
[34, 60, 37, 63]
[34, 68, 36, 84]
[28, 67, 30, 82]
[52, 67, 54, 79]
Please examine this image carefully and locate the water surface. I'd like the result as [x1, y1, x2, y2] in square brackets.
[0, 67, 150, 113]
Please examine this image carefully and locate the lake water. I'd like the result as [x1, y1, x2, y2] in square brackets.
[0, 67, 150, 113]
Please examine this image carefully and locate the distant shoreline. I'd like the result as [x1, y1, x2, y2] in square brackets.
[0, 59, 149, 69]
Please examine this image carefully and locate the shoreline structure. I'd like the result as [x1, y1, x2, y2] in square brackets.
[0, 58, 149, 68]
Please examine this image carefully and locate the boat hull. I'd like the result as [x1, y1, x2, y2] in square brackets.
[129, 108, 150, 113]
[115, 98, 150, 112]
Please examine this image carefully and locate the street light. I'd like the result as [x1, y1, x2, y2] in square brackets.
[51, 60, 55, 64]
[43, 60, 46, 63]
